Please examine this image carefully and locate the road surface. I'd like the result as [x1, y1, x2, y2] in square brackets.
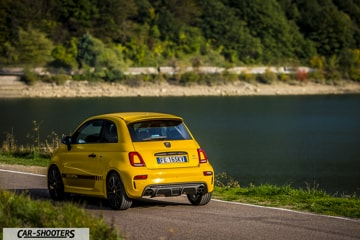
[1, 166, 359, 240]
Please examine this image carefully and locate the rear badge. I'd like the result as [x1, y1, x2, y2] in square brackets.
[164, 142, 171, 148]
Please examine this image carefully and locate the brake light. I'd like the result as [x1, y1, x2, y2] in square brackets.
[197, 148, 208, 163]
[203, 171, 213, 176]
[129, 152, 146, 167]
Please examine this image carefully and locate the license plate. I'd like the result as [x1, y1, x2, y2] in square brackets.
[157, 156, 187, 164]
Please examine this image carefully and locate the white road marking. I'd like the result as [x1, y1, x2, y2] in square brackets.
[0, 168, 46, 177]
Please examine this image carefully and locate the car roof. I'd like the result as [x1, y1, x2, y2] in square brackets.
[94, 112, 183, 123]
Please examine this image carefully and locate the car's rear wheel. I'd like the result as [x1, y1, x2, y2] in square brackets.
[107, 172, 133, 210]
[48, 165, 65, 200]
[187, 192, 212, 205]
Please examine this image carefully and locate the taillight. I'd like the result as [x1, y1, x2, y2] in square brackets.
[197, 148, 208, 163]
[129, 152, 146, 167]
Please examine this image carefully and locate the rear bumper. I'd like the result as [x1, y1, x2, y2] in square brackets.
[142, 182, 208, 197]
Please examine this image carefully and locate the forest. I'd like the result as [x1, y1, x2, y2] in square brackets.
[0, 0, 359, 82]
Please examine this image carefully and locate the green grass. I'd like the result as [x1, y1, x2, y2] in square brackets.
[0, 153, 49, 167]
[0, 190, 123, 240]
[213, 185, 360, 218]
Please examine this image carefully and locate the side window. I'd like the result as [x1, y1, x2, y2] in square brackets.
[72, 120, 118, 144]
[100, 121, 118, 143]
[72, 120, 104, 144]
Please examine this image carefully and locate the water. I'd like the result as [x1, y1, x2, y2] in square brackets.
[1, 95, 360, 194]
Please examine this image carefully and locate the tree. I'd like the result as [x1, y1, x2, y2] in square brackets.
[93, 0, 138, 43]
[231, 0, 314, 63]
[76, 33, 127, 80]
[51, 38, 78, 69]
[308, 7, 355, 57]
[16, 26, 54, 66]
[198, 0, 263, 63]
[53, 0, 95, 37]
[150, 0, 201, 42]
[339, 49, 360, 81]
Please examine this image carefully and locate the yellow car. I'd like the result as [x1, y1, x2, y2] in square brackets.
[47, 112, 214, 210]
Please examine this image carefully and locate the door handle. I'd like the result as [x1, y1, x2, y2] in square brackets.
[88, 153, 96, 158]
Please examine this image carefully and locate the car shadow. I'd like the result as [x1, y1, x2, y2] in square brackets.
[7, 188, 190, 210]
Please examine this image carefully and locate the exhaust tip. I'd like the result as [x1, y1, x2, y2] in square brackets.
[144, 189, 154, 196]
[197, 185, 206, 194]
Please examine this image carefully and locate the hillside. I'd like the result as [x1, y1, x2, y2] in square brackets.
[0, 0, 359, 83]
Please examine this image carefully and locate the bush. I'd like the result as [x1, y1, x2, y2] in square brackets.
[256, 69, 278, 84]
[296, 69, 309, 82]
[41, 74, 69, 85]
[179, 72, 200, 86]
[103, 69, 125, 82]
[239, 71, 256, 83]
[21, 69, 39, 85]
[215, 172, 240, 188]
[308, 70, 325, 83]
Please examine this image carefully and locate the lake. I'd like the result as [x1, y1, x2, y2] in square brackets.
[1, 94, 359, 194]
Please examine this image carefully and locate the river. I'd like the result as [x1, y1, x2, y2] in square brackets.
[1, 94, 359, 194]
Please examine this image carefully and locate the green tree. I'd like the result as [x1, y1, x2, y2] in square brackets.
[51, 38, 78, 69]
[94, 0, 138, 43]
[309, 7, 355, 57]
[339, 49, 360, 81]
[76, 33, 127, 80]
[295, 0, 357, 57]
[16, 26, 54, 66]
[53, 0, 96, 37]
[198, 0, 263, 63]
[151, 0, 201, 42]
[232, 0, 314, 63]
[333, 0, 360, 46]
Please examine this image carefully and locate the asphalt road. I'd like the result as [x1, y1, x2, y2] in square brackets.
[1, 167, 359, 240]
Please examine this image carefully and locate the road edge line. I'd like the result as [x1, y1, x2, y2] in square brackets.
[211, 199, 359, 222]
[0, 168, 46, 177]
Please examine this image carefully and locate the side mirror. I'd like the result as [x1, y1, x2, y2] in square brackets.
[62, 136, 72, 151]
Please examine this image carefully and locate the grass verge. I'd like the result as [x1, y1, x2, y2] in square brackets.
[0, 190, 123, 240]
[0, 154, 49, 167]
[213, 185, 360, 218]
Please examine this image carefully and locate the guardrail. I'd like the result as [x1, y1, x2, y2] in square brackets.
[0, 66, 313, 76]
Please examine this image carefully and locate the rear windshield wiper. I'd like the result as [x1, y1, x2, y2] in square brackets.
[142, 136, 167, 141]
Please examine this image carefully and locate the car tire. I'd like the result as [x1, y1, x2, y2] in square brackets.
[187, 192, 212, 205]
[106, 172, 133, 210]
[48, 165, 65, 200]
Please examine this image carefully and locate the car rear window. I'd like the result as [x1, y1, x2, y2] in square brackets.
[128, 120, 192, 142]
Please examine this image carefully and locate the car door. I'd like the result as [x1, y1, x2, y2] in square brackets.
[61, 119, 106, 192]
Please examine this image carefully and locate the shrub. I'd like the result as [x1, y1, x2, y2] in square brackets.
[296, 69, 309, 82]
[221, 70, 238, 83]
[256, 69, 277, 84]
[215, 172, 240, 188]
[179, 72, 200, 86]
[278, 73, 291, 82]
[239, 71, 256, 83]
[20, 69, 39, 85]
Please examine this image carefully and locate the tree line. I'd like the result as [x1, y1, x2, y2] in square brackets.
[0, 0, 359, 82]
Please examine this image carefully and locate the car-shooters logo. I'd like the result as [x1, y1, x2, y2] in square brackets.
[3, 228, 89, 240]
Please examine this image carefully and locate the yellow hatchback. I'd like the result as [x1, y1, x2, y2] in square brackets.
[47, 112, 214, 210]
